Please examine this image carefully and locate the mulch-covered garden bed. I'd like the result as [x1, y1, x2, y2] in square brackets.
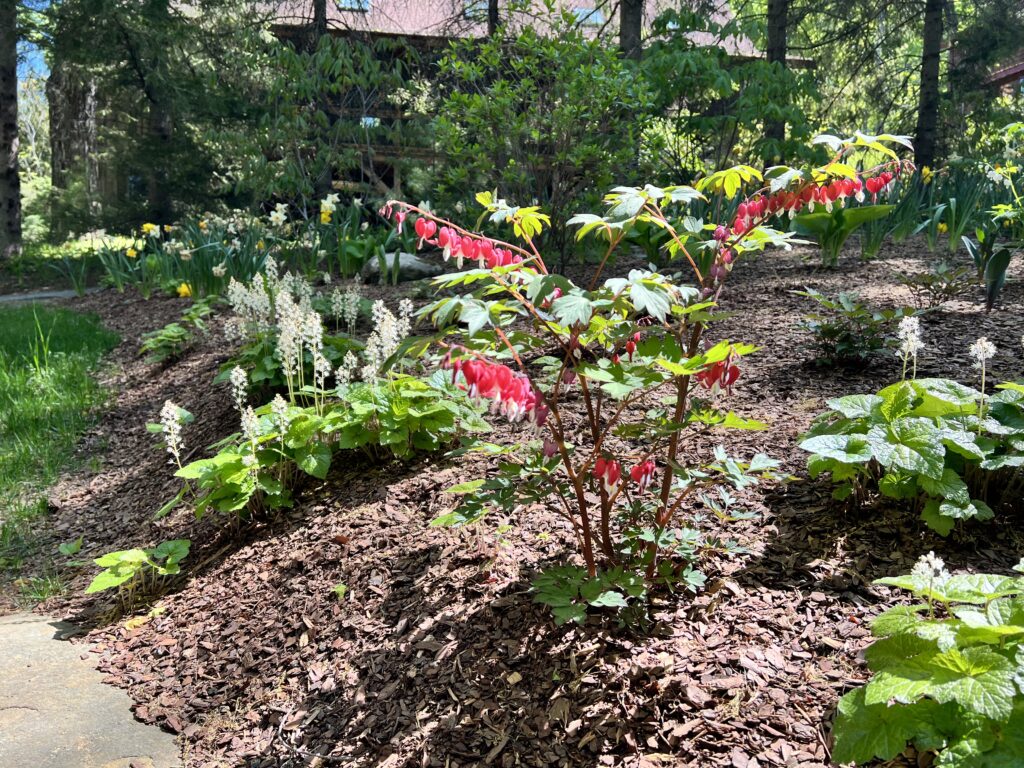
[12, 238, 1024, 767]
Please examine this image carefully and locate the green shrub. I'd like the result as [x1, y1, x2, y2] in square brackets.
[899, 262, 978, 309]
[800, 379, 1024, 534]
[433, 23, 653, 264]
[86, 540, 190, 595]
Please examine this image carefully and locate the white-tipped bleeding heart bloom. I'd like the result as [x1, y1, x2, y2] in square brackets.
[593, 457, 622, 495]
[630, 460, 656, 492]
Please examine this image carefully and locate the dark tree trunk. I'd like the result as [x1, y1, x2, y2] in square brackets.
[144, 0, 175, 222]
[620, 0, 643, 61]
[487, 0, 499, 37]
[915, 0, 944, 168]
[765, 0, 789, 144]
[310, 0, 327, 49]
[310, 0, 333, 201]
[0, 0, 21, 259]
[146, 102, 174, 222]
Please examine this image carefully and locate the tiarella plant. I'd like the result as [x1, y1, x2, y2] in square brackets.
[833, 552, 1024, 766]
[800, 337, 1024, 534]
[217, 258, 360, 394]
[156, 267, 488, 524]
[85, 539, 191, 609]
[381, 133, 912, 623]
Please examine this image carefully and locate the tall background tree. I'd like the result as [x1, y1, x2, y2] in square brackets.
[620, 0, 644, 60]
[914, 0, 945, 168]
[1, 0, 21, 259]
[764, 0, 788, 143]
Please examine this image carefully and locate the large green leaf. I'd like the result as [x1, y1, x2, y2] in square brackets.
[832, 688, 948, 764]
[551, 292, 594, 327]
[827, 393, 882, 419]
[864, 634, 942, 705]
[879, 381, 919, 422]
[798, 433, 873, 464]
[867, 418, 945, 479]
[928, 648, 1017, 721]
[919, 468, 971, 505]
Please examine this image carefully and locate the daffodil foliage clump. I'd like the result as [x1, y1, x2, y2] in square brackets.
[382, 133, 914, 624]
[834, 553, 1024, 766]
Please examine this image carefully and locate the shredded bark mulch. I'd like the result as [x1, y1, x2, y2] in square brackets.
[8, 238, 1024, 767]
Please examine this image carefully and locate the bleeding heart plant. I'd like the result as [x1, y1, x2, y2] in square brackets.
[381, 133, 912, 624]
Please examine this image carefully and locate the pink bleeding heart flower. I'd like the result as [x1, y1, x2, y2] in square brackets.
[695, 354, 741, 396]
[595, 458, 621, 495]
[630, 460, 656, 492]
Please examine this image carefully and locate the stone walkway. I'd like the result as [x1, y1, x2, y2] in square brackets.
[0, 613, 181, 768]
[0, 287, 101, 304]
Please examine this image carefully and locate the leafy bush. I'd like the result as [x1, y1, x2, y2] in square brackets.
[164, 372, 487, 522]
[833, 554, 1024, 766]
[382, 133, 911, 624]
[433, 23, 653, 263]
[323, 372, 489, 460]
[795, 288, 914, 365]
[800, 379, 1024, 534]
[641, 8, 820, 173]
[154, 273, 488, 525]
[139, 297, 216, 363]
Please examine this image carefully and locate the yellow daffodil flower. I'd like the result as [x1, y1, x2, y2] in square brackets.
[320, 210, 332, 225]
[920, 166, 933, 184]
[937, 222, 948, 234]
[126, 247, 138, 258]
[177, 283, 192, 298]
[141, 222, 159, 237]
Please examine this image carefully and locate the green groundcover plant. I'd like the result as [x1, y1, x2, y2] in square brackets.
[85, 540, 190, 610]
[800, 334, 1024, 534]
[795, 288, 915, 365]
[380, 132, 913, 624]
[151, 264, 489, 525]
[833, 552, 1024, 766]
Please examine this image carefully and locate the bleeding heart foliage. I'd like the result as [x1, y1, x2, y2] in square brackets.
[382, 133, 913, 624]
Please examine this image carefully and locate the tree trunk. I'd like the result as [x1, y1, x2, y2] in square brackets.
[487, 0, 499, 37]
[619, 0, 643, 61]
[915, 0, 944, 168]
[310, 0, 327, 49]
[0, 0, 22, 259]
[146, 102, 174, 222]
[765, 0, 788, 144]
[144, 0, 175, 222]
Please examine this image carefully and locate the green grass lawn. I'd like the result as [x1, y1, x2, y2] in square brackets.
[0, 304, 119, 596]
